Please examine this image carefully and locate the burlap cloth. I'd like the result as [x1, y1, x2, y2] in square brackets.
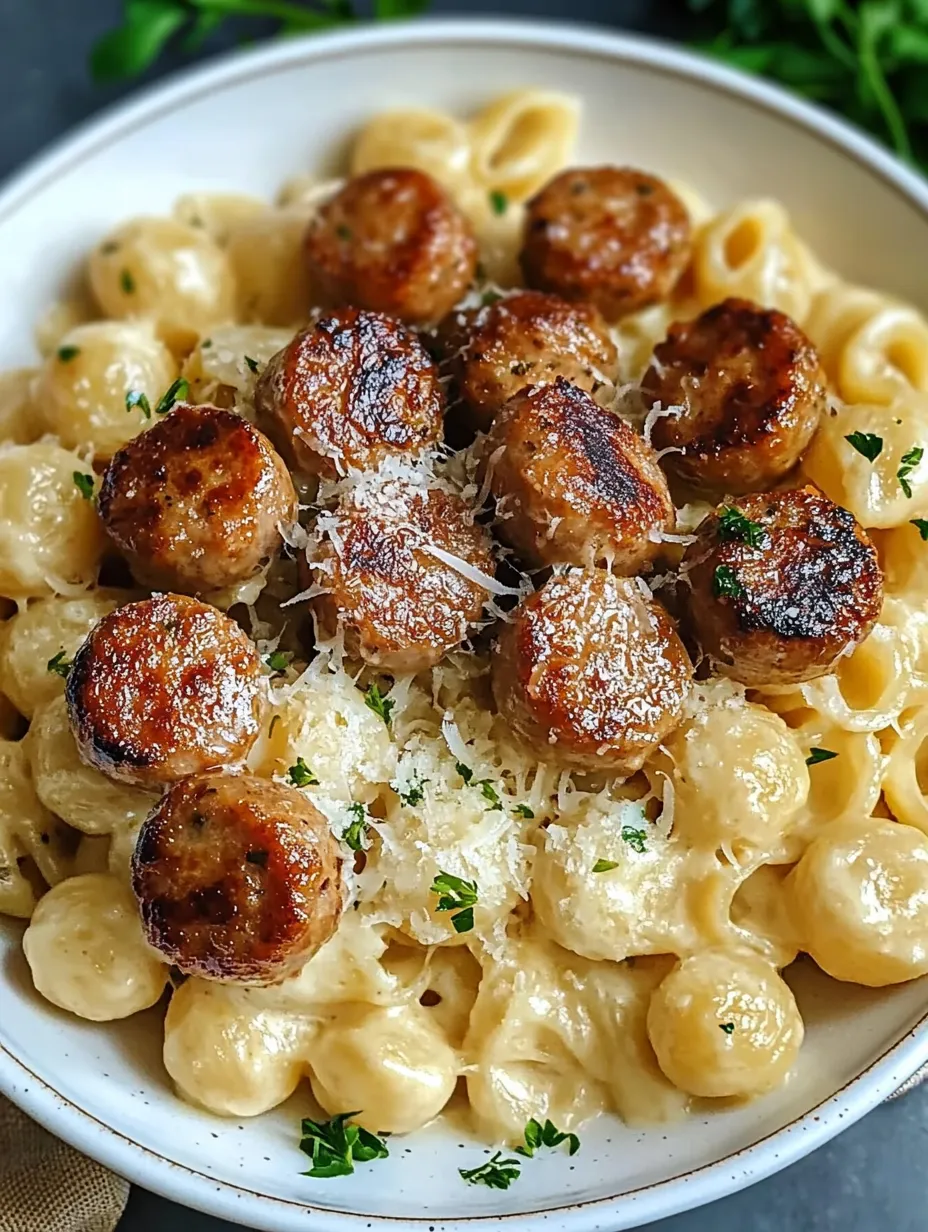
[0, 1069, 924, 1231]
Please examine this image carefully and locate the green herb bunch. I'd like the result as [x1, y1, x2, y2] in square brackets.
[688, 0, 928, 172]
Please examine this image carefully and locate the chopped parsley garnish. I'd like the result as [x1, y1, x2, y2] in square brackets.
[488, 190, 508, 216]
[363, 681, 394, 728]
[455, 761, 474, 785]
[125, 389, 152, 419]
[459, 1150, 521, 1190]
[431, 871, 478, 934]
[806, 747, 838, 766]
[513, 803, 535, 818]
[343, 802, 370, 852]
[287, 757, 318, 788]
[481, 288, 503, 307]
[719, 1022, 735, 1035]
[717, 505, 767, 548]
[336, 224, 352, 241]
[712, 565, 744, 599]
[911, 519, 928, 541]
[621, 826, 648, 854]
[264, 650, 292, 673]
[155, 377, 190, 416]
[898, 445, 924, 498]
[201, 338, 212, 349]
[72, 472, 95, 500]
[244, 355, 259, 373]
[57, 345, 80, 362]
[515, 1118, 580, 1159]
[844, 431, 883, 462]
[120, 268, 135, 294]
[398, 774, 427, 807]
[47, 651, 73, 679]
[592, 858, 619, 873]
[299, 1112, 388, 1179]
[478, 780, 502, 811]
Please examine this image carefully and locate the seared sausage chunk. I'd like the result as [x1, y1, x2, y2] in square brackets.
[305, 169, 478, 325]
[520, 167, 692, 319]
[492, 568, 692, 775]
[66, 594, 265, 788]
[309, 469, 494, 671]
[483, 377, 674, 572]
[643, 298, 826, 494]
[682, 487, 883, 685]
[132, 771, 343, 984]
[436, 290, 619, 431]
[255, 308, 443, 478]
[98, 403, 297, 595]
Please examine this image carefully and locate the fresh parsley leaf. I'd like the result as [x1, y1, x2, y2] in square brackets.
[91, 0, 188, 82]
[806, 747, 838, 765]
[488, 190, 508, 215]
[898, 445, 924, 498]
[57, 345, 81, 362]
[155, 377, 189, 415]
[455, 761, 475, 785]
[719, 1022, 735, 1035]
[481, 288, 503, 307]
[449, 906, 474, 934]
[120, 268, 135, 294]
[515, 1118, 580, 1159]
[397, 774, 427, 807]
[264, 650, 292, 673]
[478, 780, 503, 810]
[336, 223, 352, 241]
[125, 389, 152, 419]
[431, 870, 478, 933]
[363, 681, 394, 728]
[47, 651, 73, 679]
[244, 355, 260, 373]
[717, 505, 767, 547]
[712, 564, 744, 599]
[912, 518, 928, 540]
[459, 1150, 521, 1189]
[513, 803, 535, 818]
[299, 1112, 388, 1180]
[72, 472, 95, 500]
[287, 757, 318, 788]
[845, 431, 883, 461]
[592, 858, 619, 873]
[621, 826, 648, 854]
[343, 802, 370, 852]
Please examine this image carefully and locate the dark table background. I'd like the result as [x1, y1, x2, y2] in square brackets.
[1, 1, 927, 1228]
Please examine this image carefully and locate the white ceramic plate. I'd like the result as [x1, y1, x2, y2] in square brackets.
[2, 18, 928, 1232]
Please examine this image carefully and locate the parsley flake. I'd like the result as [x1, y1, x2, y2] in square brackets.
[478, 780, 503, 811]
[398, 774, 427, 807]
[719, 1022, 735, 1035]
[264, 650, 292, 673]
[845, 431, 883, 462]
[455, 761, 475, 785]
[459, 1151, 521, 1190]
[72, 472, 95, 500]
[125, 389, 151, 419]
[343, 802, 370, 852]
[287, 757, 318, 788]
[911, 519, 928, 541]
[120, 268, 135, 294]
[336, 224, 352, 241]
[57, 345, 80, 362]
[431, 870, 478, 934]
[621, 826, 648, 854]
[47, 651, 73, 679]
[363, 682, 394, 728]
[717, 505, 767, 548]
[155, 377, 190, 416]
[481, 289, 503, 308]
[592, 858, 619, 873]
[244, 355, 259, 373]
[712, 565, 744, 599]
[515, 1118, 580, 1159]
[299, 1112, 388, 1179]
[806, 747, 838, 766]
[513, 803, 535, 818]
[488, 190, 509, 216]
[898, 446, 924, 498]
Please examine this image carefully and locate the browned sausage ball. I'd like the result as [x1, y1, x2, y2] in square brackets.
[305, 169, 478, 325]
[255, 307, 444, 478]
[309, 473, 494, 671]
[132, 771, 343, 984]
[642, 298, 827, 494]
[520, 167, 692, 319]
[98, 403, 298, 595]
[483, 377, 674, 572]
[492, 568, 693, 774]
[66, 594, 266, 788]
[682, 487, 883, 685]
[435, 290, 620, 431]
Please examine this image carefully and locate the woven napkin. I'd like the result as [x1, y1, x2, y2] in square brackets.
[0, 1096, 128, 1232]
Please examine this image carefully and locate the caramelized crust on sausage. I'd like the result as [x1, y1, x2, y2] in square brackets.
[682, 487, 883, 685]
[254, 308, 443, 478]
[98, 403, 297, 595]
[643, 298, 827, 493]
[305, 169, 478, 325]
[435, 290, 620, 431]
[310, 474, 494, 671]
[66, 594, 265, 788]
[492, 568, 693, 774]
[132, 771, 343, 984]
[483, 377, 674, 572]
[520, 167, 692, 319]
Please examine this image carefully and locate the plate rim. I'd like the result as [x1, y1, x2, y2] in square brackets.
[2, 16, 928, 1232]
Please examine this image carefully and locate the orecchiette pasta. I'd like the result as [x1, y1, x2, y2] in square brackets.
[351, 108, 472, 195]
[224, 209, 313, 327]
[0, 369, 41, 445]
[467, 90, 580, 204]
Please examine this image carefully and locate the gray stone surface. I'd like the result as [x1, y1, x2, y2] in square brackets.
[0, 1, 926, 1228]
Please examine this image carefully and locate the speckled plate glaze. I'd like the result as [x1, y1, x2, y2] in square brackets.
[1, 19, 928, 1231]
